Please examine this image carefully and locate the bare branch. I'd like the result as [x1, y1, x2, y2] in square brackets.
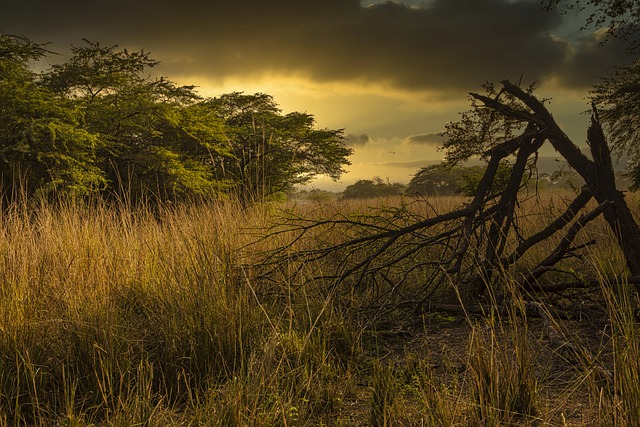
[520, 200, 613, 288]
[501, 188, 593, 267]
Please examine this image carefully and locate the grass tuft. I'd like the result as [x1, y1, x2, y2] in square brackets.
[0, 193, 637, 424]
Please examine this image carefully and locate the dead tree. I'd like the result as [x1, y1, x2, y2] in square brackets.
[472, 81, 640, 281]
[258, 80, 640, 311]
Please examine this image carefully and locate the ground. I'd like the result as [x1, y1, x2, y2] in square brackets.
[334, 300, 618, 426]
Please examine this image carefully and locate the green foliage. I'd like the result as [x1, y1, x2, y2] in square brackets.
[546, 1, 640, 188]
[44, 40, 226, 201]
[406, 164, 466, 196]
[0, 35, 351, 203]
[601, 280, 640, 425]
[0, 34, 106, 199]
[468, 321, 538, 425]
[590, 58, 640, 189]
[442, 82, 533, 165]
[370, 362, 398, 427]
[341, 177, 405, 199]
[0, 33, 50, 64]
[458, 161, 516, 197]
[407, 161, 517, 197]
[207, 92, 352, 202]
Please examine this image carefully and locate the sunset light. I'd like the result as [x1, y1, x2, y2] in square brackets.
[2, 1, 640, 425]
[3, 0, 630, 190]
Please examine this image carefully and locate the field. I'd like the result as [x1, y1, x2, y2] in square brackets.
[0, 192, 639, 426]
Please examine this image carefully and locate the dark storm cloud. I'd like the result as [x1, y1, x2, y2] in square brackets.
[405, 133, 444, 146]
[1, 0, 630, 91]
[553, 28, 638, 87]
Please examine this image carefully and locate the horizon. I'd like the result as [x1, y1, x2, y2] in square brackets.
[2, 0, 634, 191]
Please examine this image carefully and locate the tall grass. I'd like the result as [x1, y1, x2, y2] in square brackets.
[465, 284, 539, 426]
[593, 271, 640, 426]
[0, 192, 638, 425]
[0, 198, 356, 425]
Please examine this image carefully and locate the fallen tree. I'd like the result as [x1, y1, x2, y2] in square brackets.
[259, 81, 640, 311]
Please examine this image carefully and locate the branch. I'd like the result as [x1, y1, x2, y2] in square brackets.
[520, 199, 613, 289]
[499, 80, 594, 178]
[469, 92, 543, 127]
[501, 187, 593, 267]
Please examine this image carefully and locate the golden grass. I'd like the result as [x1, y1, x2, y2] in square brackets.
[0, 192, 637, 425]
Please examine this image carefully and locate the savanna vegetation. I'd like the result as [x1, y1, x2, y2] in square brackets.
[3, 1, 640, 423]
[0, 34, 352, 205]
[1, 193, 639, 426]
[342, 177, 405, 200]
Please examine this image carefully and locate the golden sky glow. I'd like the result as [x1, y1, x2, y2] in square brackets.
[2, 0, 634, 189]
[175, 73, 594, 188]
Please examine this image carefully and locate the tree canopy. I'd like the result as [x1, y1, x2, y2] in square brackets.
[545, 1, 640, 188]
[42, 40, 224, 201]
[206, 92, 351, 202]
[545, 0, 640, 46]
[341, 177, 404, 200]
[407, 162, 517, 197]
[0, 35, 352, 203]
[590, 59, 640, 188]
[0, 34, 105, 199]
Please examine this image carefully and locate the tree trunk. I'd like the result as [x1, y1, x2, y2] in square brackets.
[584, 116, 640, 281]
[496, 81, 640, 289]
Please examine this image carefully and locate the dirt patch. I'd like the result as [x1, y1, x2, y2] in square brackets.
[338, 306, 616, 426]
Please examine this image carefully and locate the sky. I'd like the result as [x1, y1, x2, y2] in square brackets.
[2, 0, 635, 191]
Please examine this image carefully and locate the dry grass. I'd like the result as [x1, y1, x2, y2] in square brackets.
[0, 192, 637, 425]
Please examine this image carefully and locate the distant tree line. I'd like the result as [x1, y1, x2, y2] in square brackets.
[406, 162, 516, 197]
[341, 176, 405, 199]
[342, 161, 530, 200]
[0, 34, 352, 204]
[339, 161, 599, 200]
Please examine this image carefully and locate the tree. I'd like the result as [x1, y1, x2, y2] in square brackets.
[1, 38, 351, 204]
[293, 189, 337, 203]
[0, 33, 105, 200]
[44, 40, 227, 201]
[544, 0, 640, 46]
[265, 80, 640, 311]
[546, 2, 640, 188]
[408, 161, 524, 197]
[459, 161, 527, 197]
[459, 81, 640, 284]
[590, 59, 640, 188]
[341, 177, 405, 200]
[407, 164, 465, 196]
[206, 92, 352, 202]
[0, 36, 353, 204]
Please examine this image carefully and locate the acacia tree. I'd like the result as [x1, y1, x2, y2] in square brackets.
[407, 162, 517, 197]
[207, 92, 352, 203]
[547, 0, 640, 186]
[341, 177, 405, 200]
[44, 40, 228, 201]
[407, 164, 466, 196]
[1, 37, 351, 203]
[590, 59, 640, 185]
[0, 34, 105, 200]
